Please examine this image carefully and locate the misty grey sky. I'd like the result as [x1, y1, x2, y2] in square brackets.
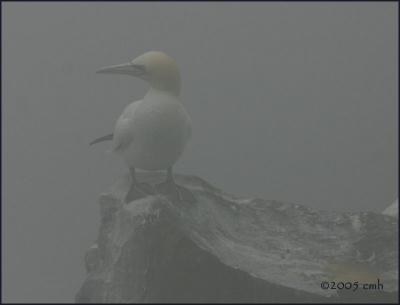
[2, 2, 398, 302]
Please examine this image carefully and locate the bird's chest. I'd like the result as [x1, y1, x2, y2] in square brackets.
[133, 100, 188, 149]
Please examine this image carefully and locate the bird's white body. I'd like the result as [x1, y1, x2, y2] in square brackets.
[113, 89, 191, 170]
[96, 51, 191, 172]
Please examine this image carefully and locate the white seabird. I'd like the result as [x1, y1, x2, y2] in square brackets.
[91, 51, 193, 203]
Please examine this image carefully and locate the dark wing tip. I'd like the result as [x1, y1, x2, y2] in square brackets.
[89, 133, 113, 146]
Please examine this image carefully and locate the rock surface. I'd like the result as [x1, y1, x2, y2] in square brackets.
[76, 172, 398, 303]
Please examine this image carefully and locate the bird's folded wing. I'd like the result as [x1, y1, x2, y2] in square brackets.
[112, 118, 134, 152]
[112, 100, 141, 152]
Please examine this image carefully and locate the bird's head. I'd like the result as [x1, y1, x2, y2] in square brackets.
[96, 51, 181, 96]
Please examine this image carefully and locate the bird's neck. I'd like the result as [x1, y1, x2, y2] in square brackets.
[147, 84, 181, 97]
[148, 73, 181, 97]
[144, 87, 180, 101]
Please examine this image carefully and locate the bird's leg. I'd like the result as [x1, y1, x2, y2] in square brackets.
[155, 167, 196, 203]
[125, 167, 155, 203]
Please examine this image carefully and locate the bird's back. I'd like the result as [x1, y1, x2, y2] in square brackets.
[113, 94, 191, 170]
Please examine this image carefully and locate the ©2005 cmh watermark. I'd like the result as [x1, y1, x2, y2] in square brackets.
[321, 279, 384, 292]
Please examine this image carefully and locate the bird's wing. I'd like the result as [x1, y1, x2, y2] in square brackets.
[112, 100, 142, 153]
[89, 133, 113, 146]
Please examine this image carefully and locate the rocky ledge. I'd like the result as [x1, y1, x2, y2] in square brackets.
[76, 172, 398, 303]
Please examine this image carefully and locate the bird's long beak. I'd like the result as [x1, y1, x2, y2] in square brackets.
[96, 62, 146, 77]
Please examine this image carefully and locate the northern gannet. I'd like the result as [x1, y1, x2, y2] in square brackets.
[91, 51, 194, 203]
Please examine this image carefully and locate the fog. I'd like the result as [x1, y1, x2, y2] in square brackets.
[2, 2, 397, 302]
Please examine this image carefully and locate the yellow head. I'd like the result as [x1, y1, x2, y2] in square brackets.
[97, 51, 181, 95]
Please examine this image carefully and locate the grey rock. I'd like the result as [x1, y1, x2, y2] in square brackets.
[76, 172, 398, 303]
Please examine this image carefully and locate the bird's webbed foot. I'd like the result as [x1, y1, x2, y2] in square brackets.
[125, 182, 155, 203]
[155, 180, 196, 203]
